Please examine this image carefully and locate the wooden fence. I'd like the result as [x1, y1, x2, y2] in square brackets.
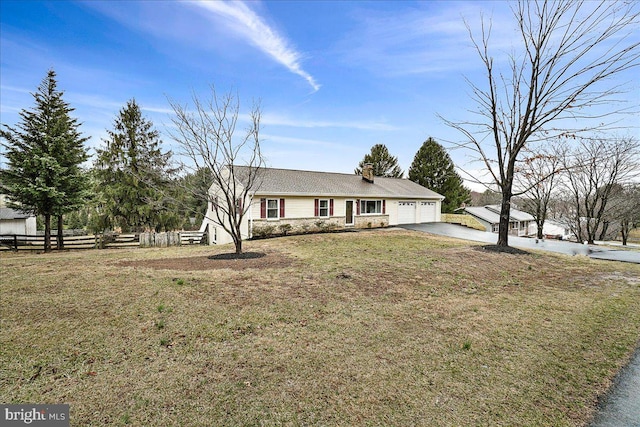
[0, 232, 208, 252]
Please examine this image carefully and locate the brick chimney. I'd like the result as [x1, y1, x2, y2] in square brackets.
[362, 163, 374, 183]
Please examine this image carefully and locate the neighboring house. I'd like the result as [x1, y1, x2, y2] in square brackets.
[201, 165, 444, 245]
[0, 207, 37, 235]
[459, 205, 535, 237]
[531, 220, 572, 240]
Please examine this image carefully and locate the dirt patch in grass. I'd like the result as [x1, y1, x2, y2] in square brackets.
[478, 244, 531, 255]
[117, 251, 293, 270]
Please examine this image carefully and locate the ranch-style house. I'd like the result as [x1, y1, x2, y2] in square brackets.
[460, 205, 536, 237]
[201, 165, 444, 245]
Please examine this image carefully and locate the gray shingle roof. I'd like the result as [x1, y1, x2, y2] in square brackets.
[0, 207, 33, 220]
[463, 205, 534, 224]
[234, 166, 444, 199]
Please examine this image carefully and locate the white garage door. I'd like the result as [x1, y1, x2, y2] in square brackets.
[397, 201, 416, 224]
[420, 201, 437, 223]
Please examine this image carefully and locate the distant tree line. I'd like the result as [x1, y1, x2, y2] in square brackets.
[514, 136, 640, 245]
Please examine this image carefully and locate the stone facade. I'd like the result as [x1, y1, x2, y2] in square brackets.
[251, 214, 389, 237]
[354, 215, 389, 229]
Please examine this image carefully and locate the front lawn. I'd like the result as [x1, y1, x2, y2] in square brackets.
[1, 229, 639, 426]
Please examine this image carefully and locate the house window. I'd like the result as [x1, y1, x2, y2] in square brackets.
[360, 200, 382, 214]
[510, 222, 518, 230]
[267, 199, 279, 219]
[314, 198, 333, 217]
[260, 198, 285, 219]
[319, 199, 329, 217]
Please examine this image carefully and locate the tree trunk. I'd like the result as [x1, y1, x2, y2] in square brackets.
[598, 221, 609, 242]
[497, 193, 512, 247]
[43, 213, 51, 252]
[621, 220, 629, 246]
[536, 220, 544, 239]
[233, 222, 243, 254]
[57, 215, 64, 250]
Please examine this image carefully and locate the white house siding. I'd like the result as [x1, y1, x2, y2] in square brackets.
[479, 219, 493, 232]
[249, 196, 351, 233]
[250, 196, 327, 220]
[0, 217, 37, 235]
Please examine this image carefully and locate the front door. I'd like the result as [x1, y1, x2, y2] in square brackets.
[345, 200, 354, 226]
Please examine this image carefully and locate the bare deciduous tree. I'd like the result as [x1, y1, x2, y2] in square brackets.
[515, 143, 564, 239]
[615, 184, 640, 246]
[442, 0, 640, 247]
[560, 136, 639, 244]
[168, 87, 264, 254]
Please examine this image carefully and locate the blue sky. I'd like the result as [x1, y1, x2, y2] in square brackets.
[1, 1, 638, 191]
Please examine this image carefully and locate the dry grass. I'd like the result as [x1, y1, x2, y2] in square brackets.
[1, 229, 640, 426]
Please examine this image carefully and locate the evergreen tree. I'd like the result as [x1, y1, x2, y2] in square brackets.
[0, 69, 89, 251]
[408, 137, 470, 213]
[94, 99, 179, 232]
[355, 144, 403, 178]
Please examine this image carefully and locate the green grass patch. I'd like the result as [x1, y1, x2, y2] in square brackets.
[1, 229, 639, 426]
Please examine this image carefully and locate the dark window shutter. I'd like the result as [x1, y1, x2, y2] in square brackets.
[356, 199, 360, 215]
[329, 199, 334, 216]
[280, 199, 285, 218]
[314, 199, 319, 216]
[382, 200, 386, 214]
[260, 198, 266, 219]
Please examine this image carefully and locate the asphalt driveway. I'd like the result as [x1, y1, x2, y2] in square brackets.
[401, 223, 640, 264]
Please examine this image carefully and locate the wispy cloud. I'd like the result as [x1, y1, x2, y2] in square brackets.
[338, 1, 515, 77]
[261, 134, 344, 149]
[261, 112, 401, 131]
[192, 1, 320, 92]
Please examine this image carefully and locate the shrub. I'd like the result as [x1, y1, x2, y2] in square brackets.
[253, 225, 276, 239]
[279, 224, 293, 235]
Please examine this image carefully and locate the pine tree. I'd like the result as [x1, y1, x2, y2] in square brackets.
[94, 99, 178, 232]
[354, 144, 403, 177]
[0, 70, 89, 251]
[408, 138, 470, 213]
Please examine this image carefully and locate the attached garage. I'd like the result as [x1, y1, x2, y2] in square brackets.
[419, 201, 437, 223]
[397, 201, 417, 224]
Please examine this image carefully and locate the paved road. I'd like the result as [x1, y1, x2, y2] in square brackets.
[589, 347, 640, 427]
[401, 223, 640, 264]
